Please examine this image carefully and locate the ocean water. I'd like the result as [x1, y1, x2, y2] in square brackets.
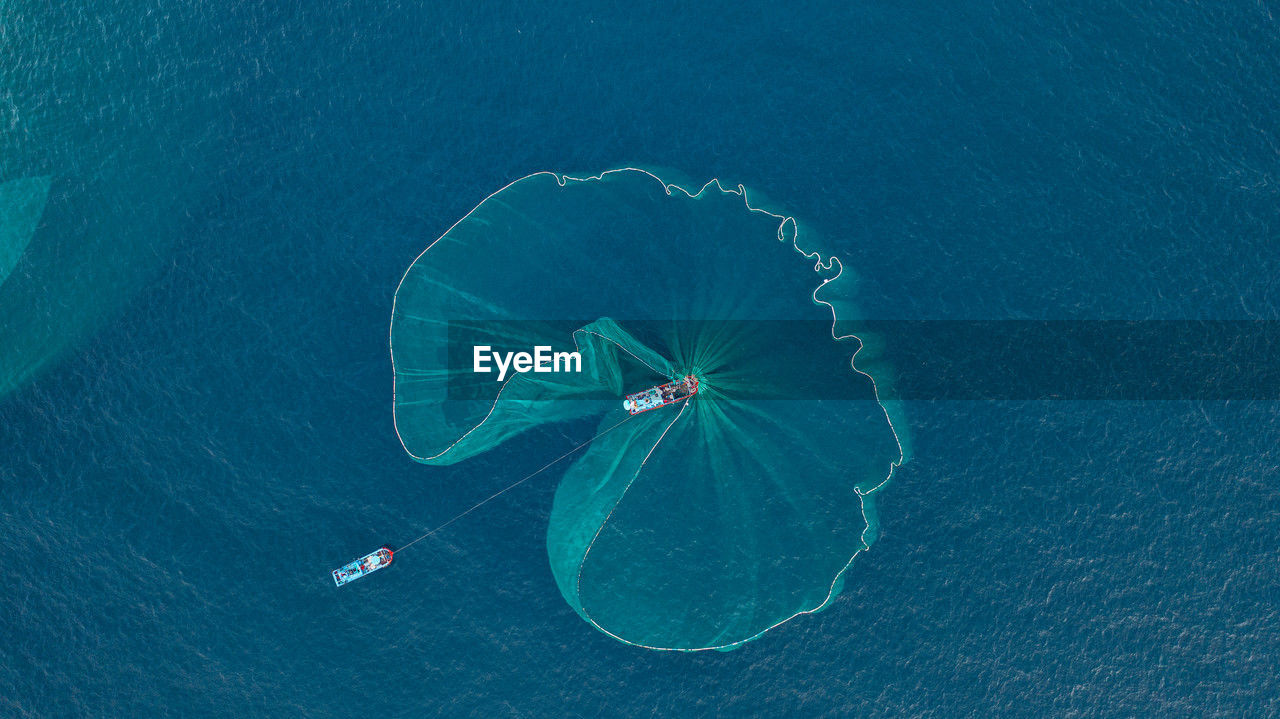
[2, 1, 1278, 717]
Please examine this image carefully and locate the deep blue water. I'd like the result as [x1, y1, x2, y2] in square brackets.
[2, 1, 1278, 716]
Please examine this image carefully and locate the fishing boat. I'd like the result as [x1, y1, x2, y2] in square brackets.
[332, 545, 394, 587]
[622, 375, 699, 415]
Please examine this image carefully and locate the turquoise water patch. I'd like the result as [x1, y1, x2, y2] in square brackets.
[391, 169, 906, 650]
[0, 176, 51, 288]
[0, 1, 229, 399]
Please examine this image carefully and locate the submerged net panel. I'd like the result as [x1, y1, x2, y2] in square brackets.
[0, 176, 52, 288]
[548, 324, 901, 650]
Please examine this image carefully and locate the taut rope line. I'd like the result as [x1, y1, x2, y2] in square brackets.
[395, 412, 636, 553]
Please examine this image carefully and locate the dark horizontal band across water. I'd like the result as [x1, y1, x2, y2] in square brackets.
[443, 320, 1280, 400]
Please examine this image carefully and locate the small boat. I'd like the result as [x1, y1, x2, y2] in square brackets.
[622, 375, 699, 415]
[332, 545, 394, 587]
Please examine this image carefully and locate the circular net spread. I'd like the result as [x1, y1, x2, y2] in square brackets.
[391, 169, 904, 651]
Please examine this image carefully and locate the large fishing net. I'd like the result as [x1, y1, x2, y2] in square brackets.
[391, 169, 904, 650]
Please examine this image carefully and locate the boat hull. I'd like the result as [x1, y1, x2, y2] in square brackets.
[332, 546, 394, 587]
[623, 375, 699, 415]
